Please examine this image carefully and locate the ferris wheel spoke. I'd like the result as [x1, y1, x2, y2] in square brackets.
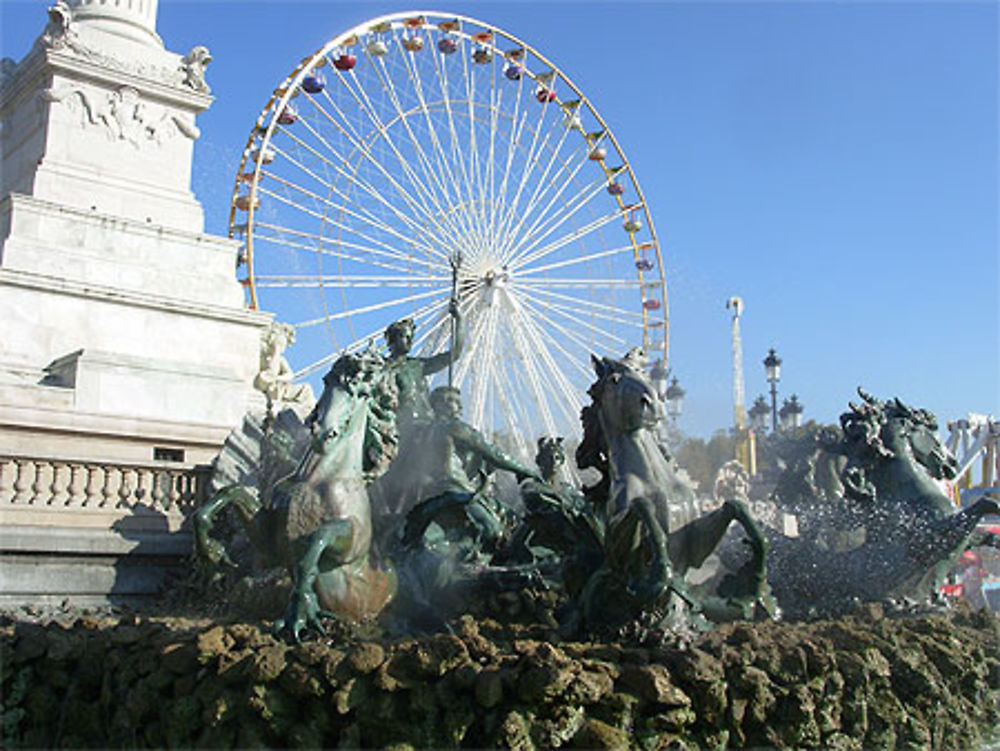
[435, 44, 490, 256]
[494, 113, 580, 261]
[294, 286, 448, 328]
[502, 172, 612, 269]
[506, 309, 573, 433]
[453, 303, 495, 387]
[516, 278, 641, 289]
[399, 41, 482, 246]
[286, 89, 432, 229]
[471, 304, 500, 430]
[498, 144, 597, 262]
[426, 43, 482, 250]
[504, 293, 586, 427]
[491, 83, 528, 253]
[460, 34, 500, 257]
[425, 46, 482, 240]
[255, 274, 448, 289]
[255, 182, 435, 267]
[507, 202, 627, 272]
[329, 67, 460, 245]
[370, 47, 474, 247]
[516, 283, 644, 322]
[500, 293, 559, 435]
[261, 159, 440, 259]
[515, 243, 636, 278]
[277, 115, 450, 254]
[491, 97, 560, 263]
[484, 60, 503, 257]
[308, 85, 442, 232]
[513, 288, 628, 354]
[254, 221, 438, 274]
[491, 338, 544, 444]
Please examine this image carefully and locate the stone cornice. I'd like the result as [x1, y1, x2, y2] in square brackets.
[0, 266, 271, 329]
[1, 193, 235, 255]
[1, 45, 213, 114]
[0, 400, 235, 450]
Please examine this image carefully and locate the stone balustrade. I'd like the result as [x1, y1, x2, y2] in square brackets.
[0, 454, 211, 514]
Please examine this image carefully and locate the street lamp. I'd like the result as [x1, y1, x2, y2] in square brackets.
[664, 377, 686, 424]
[748, 395, 770, 433]
[649, 358, 668, 402]
[763, 348, 782, 432]
[779, 394, 804, 431]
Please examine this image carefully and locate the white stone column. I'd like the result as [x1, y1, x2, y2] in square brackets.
[66, 0, 163, 49]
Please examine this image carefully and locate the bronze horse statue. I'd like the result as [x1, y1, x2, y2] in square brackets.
[194, 350, 399, 640]
[768, 389, 1000, 616]
[570, 353, 774, 633]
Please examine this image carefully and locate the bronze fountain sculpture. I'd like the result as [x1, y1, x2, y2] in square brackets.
[194, 302, 999, 641]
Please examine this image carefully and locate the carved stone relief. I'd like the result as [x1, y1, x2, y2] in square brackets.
[40, 84, 200, 146]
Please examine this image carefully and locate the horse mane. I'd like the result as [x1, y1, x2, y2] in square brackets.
[576, 357, 619, 505]
[838, 387, 938, 461]
[323, 350, 400, 482]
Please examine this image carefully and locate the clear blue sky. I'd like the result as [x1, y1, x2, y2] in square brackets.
[2, 0, 997, 439]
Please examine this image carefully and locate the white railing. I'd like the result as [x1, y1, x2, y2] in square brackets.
[0, 454, 211, 514]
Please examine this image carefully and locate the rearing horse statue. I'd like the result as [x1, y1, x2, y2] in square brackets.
[573, 353, 773, 632]
[194, 350, 399, 641]
[768, 389, 1000, 616]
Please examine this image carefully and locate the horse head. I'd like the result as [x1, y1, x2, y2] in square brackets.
[305, 350, 398, 471]
[535, 436, 566, 482]
[589, 354, 663, 435]
[882, 398, 958, 482]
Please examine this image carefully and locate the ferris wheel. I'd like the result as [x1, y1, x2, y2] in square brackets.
[230, 11, 669, 453]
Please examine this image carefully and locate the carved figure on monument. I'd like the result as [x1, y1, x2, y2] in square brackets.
[254, 322, 315, 417]
[180, 46, 212, 94]
[0, 58, 16, 86]
[40, 2, 78, 50]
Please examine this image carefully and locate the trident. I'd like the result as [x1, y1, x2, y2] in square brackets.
[448, 251, 463, 388]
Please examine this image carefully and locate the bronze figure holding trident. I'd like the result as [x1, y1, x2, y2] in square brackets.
[382, 251, 464, 439]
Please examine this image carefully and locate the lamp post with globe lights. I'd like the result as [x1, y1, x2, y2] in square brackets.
[780, 395, 805, 432]
[665, 377, 686, 426]
[763, 348, 782, 432]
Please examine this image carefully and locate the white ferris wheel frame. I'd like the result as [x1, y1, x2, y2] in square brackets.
[228, 9, 670, 443]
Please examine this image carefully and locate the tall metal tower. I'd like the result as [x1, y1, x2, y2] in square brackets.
[726, 297, 751, 471]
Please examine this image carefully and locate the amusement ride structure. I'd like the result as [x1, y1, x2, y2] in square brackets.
[229, 12, 668, 452]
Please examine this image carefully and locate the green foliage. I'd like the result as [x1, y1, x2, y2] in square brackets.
[0, 665, 30, 747]
[674, 430, 737, 494]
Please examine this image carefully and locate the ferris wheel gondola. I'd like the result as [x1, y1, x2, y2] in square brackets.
[229, 11, 670, 453]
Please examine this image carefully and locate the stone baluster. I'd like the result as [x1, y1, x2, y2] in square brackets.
[134, 468, 151, 509]
[13, 460, 35, 503]
[166, 471, 181, 511]
[32, 460, 50, 505]
[84, 465, 103, 507]
[0, 458, 14, 503]
[179, 472, 197, 509]
[118, 467, 135, 508]
[50, 462, 70, 505]
[151, 470, 166, 510]
[67, 463, 87, 506]
[100, 466, 118, 508]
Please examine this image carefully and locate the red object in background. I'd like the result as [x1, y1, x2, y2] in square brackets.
[939, 583, 964, 597]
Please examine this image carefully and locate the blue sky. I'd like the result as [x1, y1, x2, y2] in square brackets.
[2, 0, 997, 439]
